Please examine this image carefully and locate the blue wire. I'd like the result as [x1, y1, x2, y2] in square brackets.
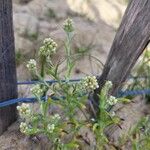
[0, 97, 36, 108]
[17, 76, 149, 85]
[0, 88, 150, 108]
[1, 77, 150, 108]
[0, 96, 61, 108]
[17, 79, 81, 85]
[118, 89, 150, 97]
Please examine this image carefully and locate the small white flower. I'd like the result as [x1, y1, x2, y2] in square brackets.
[82, 76, 99, 92]
[54, 138, 61, 143]
[17, 103, 31, 118]
[107, 96, 118, 105]
[39, 38, 57, 57]
[26, 59, 37, 71]
[47, 124, 55, 133]
[110, 111, 116, 117]
[91, 118, 95, 122]
[20, 122, 29, 134]
[30, 84, 44, 96]
[52, 114, 61, 120]
[63, 18, 74, 32]
[105, 81, 113, 89]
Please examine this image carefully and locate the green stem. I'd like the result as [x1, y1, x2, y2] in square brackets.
[40, 55, 46, 79]
[40, 55, 48, 97]
[65, 32, 72, 79]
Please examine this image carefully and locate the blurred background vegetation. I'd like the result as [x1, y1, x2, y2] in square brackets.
[13, 0, 128, 80]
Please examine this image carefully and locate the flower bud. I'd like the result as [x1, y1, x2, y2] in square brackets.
[63, 18, 74, 32]
[81, 76, 99, 92]
[30, 84, 44, 96]
[20, 122, 29, 134]
[47, 124, 55, 133]
[107, 96, 118, 105]
[17, 103, 31, 118]
[26, 59, 37, 71]
[39, 38, 57, 57]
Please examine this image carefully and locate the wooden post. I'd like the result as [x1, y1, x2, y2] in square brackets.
[94, 0, 150, 103]
[0, 0, 17, 134]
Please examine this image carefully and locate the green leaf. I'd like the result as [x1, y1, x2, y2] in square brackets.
[112, 116, 121, 124]
[54, 63, 59, 77]
[66, 141, 79, 149]
[117, 98, 131, 104]
[93, 123, 99, 131]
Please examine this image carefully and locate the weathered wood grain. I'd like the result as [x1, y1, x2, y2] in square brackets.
[0, 0, 17, 134]
[94, 0, 150, 102]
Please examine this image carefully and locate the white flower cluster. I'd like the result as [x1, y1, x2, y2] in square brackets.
[82, 76, 99, 92]
[17, 103, 31, 118]
[20, 122, 29, 134]
[47, 124, 55, 133]
[30, 84, 44, 96]
[107, 96, 118, 105]
[39, 38, 57, 57]
[63, 18, 74, 32]
[26, 59, 37, 71]
[105, 80, 113, 89]
[51, 114, 61, 120]
[47, 114, 61, 133]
